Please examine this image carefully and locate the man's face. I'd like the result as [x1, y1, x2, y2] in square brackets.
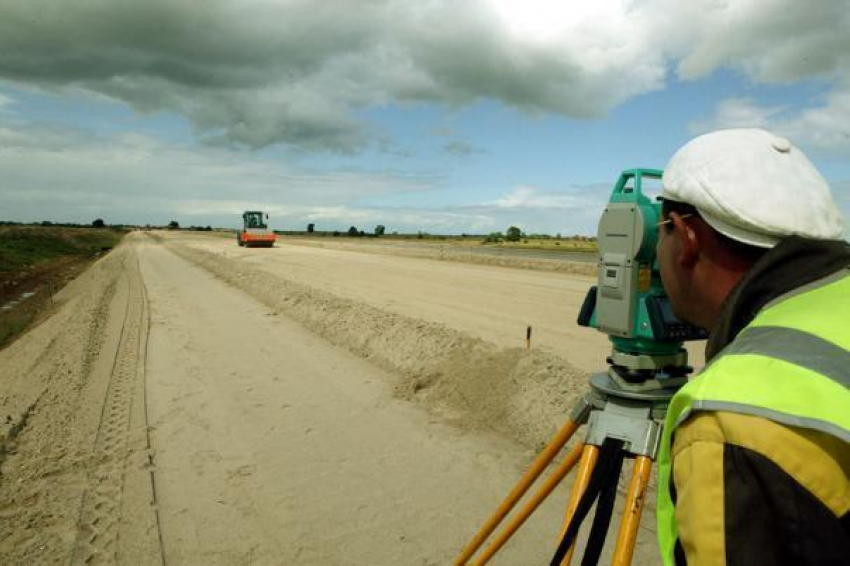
[656, 214, 692, 323]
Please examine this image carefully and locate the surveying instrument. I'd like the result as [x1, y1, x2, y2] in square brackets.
[456, 169, 708, 565]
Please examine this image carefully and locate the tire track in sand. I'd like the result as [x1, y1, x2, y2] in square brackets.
[70, 250, 164, 565]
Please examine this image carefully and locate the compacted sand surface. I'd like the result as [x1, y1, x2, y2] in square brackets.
[0, 232, 686, 564]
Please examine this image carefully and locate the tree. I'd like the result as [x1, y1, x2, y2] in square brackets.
[307, 223, 315, 233]
[505, 226, 522, 242]
[374, 224, 385, 236]
[347, 226, 359, 237]
[92, 218, 105, 228]
[168, 220, 180, 230]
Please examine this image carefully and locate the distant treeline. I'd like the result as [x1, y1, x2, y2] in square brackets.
[0, 220, 595, 241]
[274, 229, 596, 242]
[0, 220, 135, 229]
[0, 220, 215, 232]
[274, 229, 486, 239]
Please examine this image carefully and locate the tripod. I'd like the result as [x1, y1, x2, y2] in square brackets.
[455, 353, 688, 566]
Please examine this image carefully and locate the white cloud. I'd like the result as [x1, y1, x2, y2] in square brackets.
[0, 121, 441, 226]
[0, 118, 613, 233]
[692, 91, 850, 157]
[774, 91, 850, 157]
[459, 184, 610, 234]
[667, 0, 850, 156]
[690, 98, 786, 132]
[661, 0, 850, 84]
[493, 186, 599, 210]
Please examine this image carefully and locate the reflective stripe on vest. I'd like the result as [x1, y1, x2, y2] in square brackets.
[656, 269, 850, 566]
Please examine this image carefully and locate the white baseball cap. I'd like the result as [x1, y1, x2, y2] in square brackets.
[662, 128, 845, 248]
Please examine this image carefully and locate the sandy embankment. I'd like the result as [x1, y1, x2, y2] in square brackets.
[138, 237, 589, 564]
[165, 239, 589, 450]
[158, 235, 663, 563]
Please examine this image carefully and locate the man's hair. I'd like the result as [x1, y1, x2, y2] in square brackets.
[661, 199, 768, 264]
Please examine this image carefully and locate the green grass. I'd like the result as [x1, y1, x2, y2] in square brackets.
[0, 226, 126, 272]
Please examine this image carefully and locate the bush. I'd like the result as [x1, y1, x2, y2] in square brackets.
[505, 226, 522, 242]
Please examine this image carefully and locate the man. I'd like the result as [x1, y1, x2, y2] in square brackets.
[653, 129, 850, 566]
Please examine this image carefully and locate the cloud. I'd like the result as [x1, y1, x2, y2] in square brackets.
[0, 92, 13, 110]
[0, 115, 614, 234]
[442, 140, 478, 157]
[264, 205, 499, 235]
[659, 0, 850, 84]
[260, 184, 614, 236]
[0, 120, 441, 226]
[689, 98, 786, 132]
[459, 184, 610, 234]
[492, 186, 600, 210]
[691, 91, 850, 157]
[1, 1, 848, 152]
[0, 0, 669, 151]
[667, 0, 850, 156]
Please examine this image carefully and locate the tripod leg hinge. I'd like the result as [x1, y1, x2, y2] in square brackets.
[584, 402, 662, 458]
[569, 394, 594, 425]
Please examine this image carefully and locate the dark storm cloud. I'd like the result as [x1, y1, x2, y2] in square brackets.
[0, 0, 848, 153]
[0, 0, 668, 151]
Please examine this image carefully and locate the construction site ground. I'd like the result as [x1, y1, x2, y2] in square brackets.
[0, 231, 704, 565]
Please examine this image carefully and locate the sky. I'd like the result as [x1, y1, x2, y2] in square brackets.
[0, 0, 849, 236]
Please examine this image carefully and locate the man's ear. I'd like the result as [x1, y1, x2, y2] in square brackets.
[671, 213, 699, 268]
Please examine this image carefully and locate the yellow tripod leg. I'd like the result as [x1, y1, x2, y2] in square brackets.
[612, 456, 652, 566]
[454, 418, 581, 565]
[557, 444, 599, 566]
[473, 442, 584, 565]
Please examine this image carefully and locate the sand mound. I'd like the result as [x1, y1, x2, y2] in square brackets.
[167, 242, 589, 449]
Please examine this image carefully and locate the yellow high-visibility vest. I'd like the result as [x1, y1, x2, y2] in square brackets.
[656, 269, 850, 566]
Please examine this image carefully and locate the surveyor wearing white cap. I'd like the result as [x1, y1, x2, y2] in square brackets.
[653, 129, 850, 566]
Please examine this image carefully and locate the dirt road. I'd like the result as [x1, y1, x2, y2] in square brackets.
[1, 232, 673, 564]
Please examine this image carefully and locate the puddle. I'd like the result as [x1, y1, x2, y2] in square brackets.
[1, 291, 37, 311]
